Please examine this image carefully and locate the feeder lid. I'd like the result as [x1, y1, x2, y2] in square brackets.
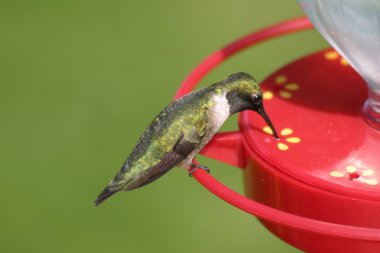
[242, 49, 380, 200]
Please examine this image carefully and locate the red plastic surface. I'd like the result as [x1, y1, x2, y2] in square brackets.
[241, 49, 380, 252]
[244, 49, 380, 200]
[175, 17, 380, 252]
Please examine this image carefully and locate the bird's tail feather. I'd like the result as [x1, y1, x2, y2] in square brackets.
[94, 187, 117, 207]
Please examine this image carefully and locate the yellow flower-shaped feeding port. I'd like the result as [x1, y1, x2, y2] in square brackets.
[324, 50, 349, 67]
[263, 75, 299, 100]
[330, 165, 378, 186]
[263, 126, 301, 151]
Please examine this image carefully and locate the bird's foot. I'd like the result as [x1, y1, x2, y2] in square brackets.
[189, 163, 210, 177]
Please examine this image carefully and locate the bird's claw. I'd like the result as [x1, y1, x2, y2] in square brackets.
[189, 163, 210, 177]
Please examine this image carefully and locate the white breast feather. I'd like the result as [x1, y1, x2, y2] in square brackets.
[210, 91, 230, 131]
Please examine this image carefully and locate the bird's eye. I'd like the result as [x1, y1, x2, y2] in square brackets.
[252, 94, 262, 104]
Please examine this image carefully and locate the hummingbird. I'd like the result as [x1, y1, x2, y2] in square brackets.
[94, 72, 278, 207]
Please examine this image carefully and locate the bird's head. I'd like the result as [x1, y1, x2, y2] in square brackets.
[219, 72, 279, 139]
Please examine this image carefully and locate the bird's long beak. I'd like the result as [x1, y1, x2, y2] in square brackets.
[257, 104, 279, 140]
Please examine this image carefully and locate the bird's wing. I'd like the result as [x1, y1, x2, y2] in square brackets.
[125, 131, 201, 190]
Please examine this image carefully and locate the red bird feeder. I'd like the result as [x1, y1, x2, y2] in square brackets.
[175, 18, 380, 253]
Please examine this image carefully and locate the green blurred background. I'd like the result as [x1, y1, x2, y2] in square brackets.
[0, 1, 328, 252]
